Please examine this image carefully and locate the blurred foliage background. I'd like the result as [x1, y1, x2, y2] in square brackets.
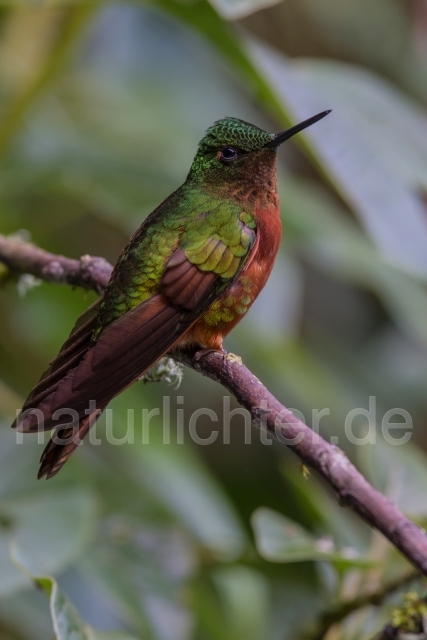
[1, 0, 427, 639]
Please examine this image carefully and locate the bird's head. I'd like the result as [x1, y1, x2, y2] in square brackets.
[186, 112, 331, 200]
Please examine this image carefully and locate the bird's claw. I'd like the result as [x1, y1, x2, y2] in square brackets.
[192, 347, 226, 366]
[191, 348, 242, 367]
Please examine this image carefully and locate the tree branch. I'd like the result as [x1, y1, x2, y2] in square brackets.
[0, 234, 112, 294]
[2, 233, 427, 576]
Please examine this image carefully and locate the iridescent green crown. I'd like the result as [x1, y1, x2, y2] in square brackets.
[200, 117, 274, 153]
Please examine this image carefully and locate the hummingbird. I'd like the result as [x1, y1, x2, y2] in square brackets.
[13, 110, 331, 479]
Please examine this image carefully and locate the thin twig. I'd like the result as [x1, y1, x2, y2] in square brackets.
[0, 234, 112, 294]
[2, 234, 427, 577]
[302, 570, 420, 640]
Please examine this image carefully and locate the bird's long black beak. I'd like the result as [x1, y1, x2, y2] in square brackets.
[264, 110, 332, 149]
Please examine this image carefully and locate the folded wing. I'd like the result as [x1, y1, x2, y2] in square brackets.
[14, 212, 257, 478]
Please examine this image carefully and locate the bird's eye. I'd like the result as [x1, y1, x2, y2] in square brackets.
[220, 146, 238, 162]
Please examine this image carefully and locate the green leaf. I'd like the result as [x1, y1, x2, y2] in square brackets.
[0, 489, 97, 597]
[39, 577, 88, 640]
[32, 574, 140, 640]
[251, 508, 376, 567]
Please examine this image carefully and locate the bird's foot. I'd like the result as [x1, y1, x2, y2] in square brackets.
[191, 348, 243, 368]
[192, 347, 226, 366]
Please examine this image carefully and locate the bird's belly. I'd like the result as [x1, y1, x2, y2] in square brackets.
[179, 201, 282, 351]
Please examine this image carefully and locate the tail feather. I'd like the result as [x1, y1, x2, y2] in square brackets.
[12, 300, 101, 432]
[38, 402, 106, 479]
